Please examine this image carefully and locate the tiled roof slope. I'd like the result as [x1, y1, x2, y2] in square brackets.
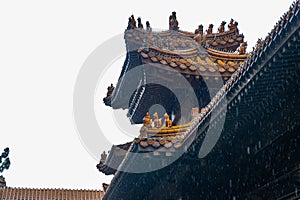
[139, 47, 246, 80]
[0, 187, 104, 200]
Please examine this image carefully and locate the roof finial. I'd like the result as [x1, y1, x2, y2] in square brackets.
[206, 24, 214, 34]
[127, 15, 137, 30]
[137, 17, 144, 29]
[228, 19, 239, 34]
[100, 151, 107, 165]
[218, 21, 226, 33]
[198, 24, 203, 35]
[146, 21, 152, 31]
[169, 11, 179, 31]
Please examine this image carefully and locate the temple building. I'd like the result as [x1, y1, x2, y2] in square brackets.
[99, 1, 300, 199]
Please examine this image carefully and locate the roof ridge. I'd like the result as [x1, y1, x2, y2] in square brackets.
[1, 186, 103, 191]
[147, 46, 199, 56]
[207, 48, 248, 59]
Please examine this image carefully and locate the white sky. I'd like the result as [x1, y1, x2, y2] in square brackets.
[0, 0, 295, 190]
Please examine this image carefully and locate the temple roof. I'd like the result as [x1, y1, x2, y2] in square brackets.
[104, 15, 248, 109]
[102, 1, 300, 198]
[0, 187, 104, 200]
[101, 0, 300, 158]
[123, 18, 247, 80]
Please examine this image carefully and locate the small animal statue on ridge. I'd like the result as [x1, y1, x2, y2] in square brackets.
[228, 19, 239, 34]
[194, 30, 202, 43]
[256, 38, 262, 49]
[206, 24, 214, 34]
[100, 151, 107, 165]
[238, 42, 248, 55]
[143, 112, 152, 127]
[137, 17, 144, 29]
[228, 19, 235, 30]
[153, 112, 162, 128]
[106, 84, 114, 97]
[127, 15, 137, 30]
[218, 21, 226, 33]
[169, 11, 179, 31]
[146, 21, 152, 31]
[164, 113, 172, 128]
[191, 107, 199, 119]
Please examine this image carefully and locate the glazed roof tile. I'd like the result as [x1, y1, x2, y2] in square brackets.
[139, 47, 246, 79]
[0, 187, 104, 200]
